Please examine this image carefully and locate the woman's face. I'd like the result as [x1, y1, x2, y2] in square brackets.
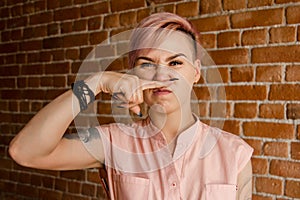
[132, 31, 201, 114]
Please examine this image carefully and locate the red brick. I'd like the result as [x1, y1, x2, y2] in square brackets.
[17, 77, 27, 88]
[61, 22, 72, 33]
[60, 170, 85, 180]
[200, 0, 222, 14]
[104, 14, 120, 28]
[45, 89, 67, 100]
[194, 86, 212, 100]
[209, 102, 231, 118]
[29, 11, 53, 25]
[47, 23, 59, 35]
[0, 43, 19, 53]
[39, 189, 63, 199]
[208, 49, 249, 65]
[80, 1, 109, 17]
[276, 0, 300, 3]
[20, 40, 42, 51]
[286, 6, 300, 24]
[231, 8, 283, 28]
[243, 122, 294, 139]
[287, 103, 300, 119]
[68, 181, 81, 194]
[21, 89, 46, 100]
[242, 29, 267, 45]
[206, 67, 229, 83]
[82, 183, 96, 196]
[199, 33, 216, 49]
[256, 65, 282, 82]
[10, 5, 22, 17]
[270, 160, 300, 178]
[43, 37, 63, 49]
[252, 45, 300, 63]
[111, 0, 145, 12]
[137, 8, 151, 23]
[252, 157, 268, 174]
[234, 103, 257, 118]
[286, 65, 300, 81]
[285, 180, 300, 198]
[244, 139, 262, 155]
[270, 26, 296, 43]
[11, 29, 22, 40]
[63, 34, 88, 48]
[90, 31, 108, 45]
[256, 177, 283, 195]
[269, 84, 300, 100]
[7, 16, 28, 28]
[54, 7, 80, 21]
[191, 15, 230, 32]
[0, 78, 16, 88]
[291, 142, 300, 160]
[0, 65, 19, 76]
[73, 19, 87, 32]
[88, 16, 101, 30]
[21, 64, 44, 75]
[28, 77, 41, 87]
[231, 66, 254, 82]
[222, 85, 267, 100]
[34, 0, 46, 12]
[259, 103, 284, 119]
[222, 120, 240, 135]
[223, 0, 246, 10]
[87, 171, 101, 184]
[217, 31, 240, 48]
[66, 49, 79, 60]
[147, 0, 180, 3]
[55, 178, 67, 191]
[24, 26, 47, 39]
[196, 102, 207, 117]
[247, 0, 272, 8]
[263, 142, 288, 157]
[120, 11, 137, 27]
[176, 2, 198, 17]
[16, 184, 38, 198]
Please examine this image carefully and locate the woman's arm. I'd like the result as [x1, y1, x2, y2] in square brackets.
[8, 87, 103, 170]
[9, 71, 169, 170]
[236, 160, 253, 200]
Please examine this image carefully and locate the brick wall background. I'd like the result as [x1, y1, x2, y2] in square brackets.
[1, 0, 300, 199]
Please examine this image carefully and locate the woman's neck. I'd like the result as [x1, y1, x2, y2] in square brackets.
[149, 107, 196, 144]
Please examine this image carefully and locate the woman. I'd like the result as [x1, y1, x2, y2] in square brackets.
[9, 12, 253, 199]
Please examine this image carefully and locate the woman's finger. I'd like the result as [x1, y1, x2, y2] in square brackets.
[140, 78, 178, 90]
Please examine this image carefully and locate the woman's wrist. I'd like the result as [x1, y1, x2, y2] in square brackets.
[84, 72, 103, 95]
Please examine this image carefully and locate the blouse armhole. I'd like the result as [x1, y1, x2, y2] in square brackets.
[237, 141, 254, 174]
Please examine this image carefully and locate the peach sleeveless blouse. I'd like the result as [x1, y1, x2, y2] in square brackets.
[84, 117, 253, 200]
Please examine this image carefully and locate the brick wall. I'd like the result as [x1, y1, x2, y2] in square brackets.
[0, 0, 300, 199]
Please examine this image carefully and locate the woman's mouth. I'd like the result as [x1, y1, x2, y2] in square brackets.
[152, 87, 172, 95]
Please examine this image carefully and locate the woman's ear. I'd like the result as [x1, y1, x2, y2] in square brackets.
[193, 59, 201, 83]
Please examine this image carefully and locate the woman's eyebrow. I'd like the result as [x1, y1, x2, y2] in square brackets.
[166, 53, 187, 61]
[136, 56, 154, 62]
[136, 53, 187, 63]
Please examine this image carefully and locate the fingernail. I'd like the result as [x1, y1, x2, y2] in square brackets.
[117, 105, 125, 108]
[137, 112, 143, 117]
[169, 78, 179, 81]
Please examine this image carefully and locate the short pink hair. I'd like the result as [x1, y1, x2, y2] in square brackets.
[128, 12, 200, 68]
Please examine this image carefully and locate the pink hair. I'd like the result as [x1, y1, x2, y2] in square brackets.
[128, 12, 200, 68]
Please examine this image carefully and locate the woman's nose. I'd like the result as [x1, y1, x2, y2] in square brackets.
[153, 64, 171, 81]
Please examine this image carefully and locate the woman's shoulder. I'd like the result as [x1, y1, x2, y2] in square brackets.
[197, 121, 253, 155]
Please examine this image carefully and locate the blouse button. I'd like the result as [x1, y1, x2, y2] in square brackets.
[172, 182, 177, 187]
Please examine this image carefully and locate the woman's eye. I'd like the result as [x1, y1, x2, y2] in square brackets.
[169, 60, 183, 66]
[141, 63, 156, 68]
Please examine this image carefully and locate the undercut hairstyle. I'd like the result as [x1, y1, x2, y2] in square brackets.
[128, 12, 201, 68]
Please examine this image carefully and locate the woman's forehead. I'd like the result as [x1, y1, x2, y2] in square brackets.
[136, 32, 194, 61]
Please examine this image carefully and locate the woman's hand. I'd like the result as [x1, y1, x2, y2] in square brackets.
[86, 71, 173, 115]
